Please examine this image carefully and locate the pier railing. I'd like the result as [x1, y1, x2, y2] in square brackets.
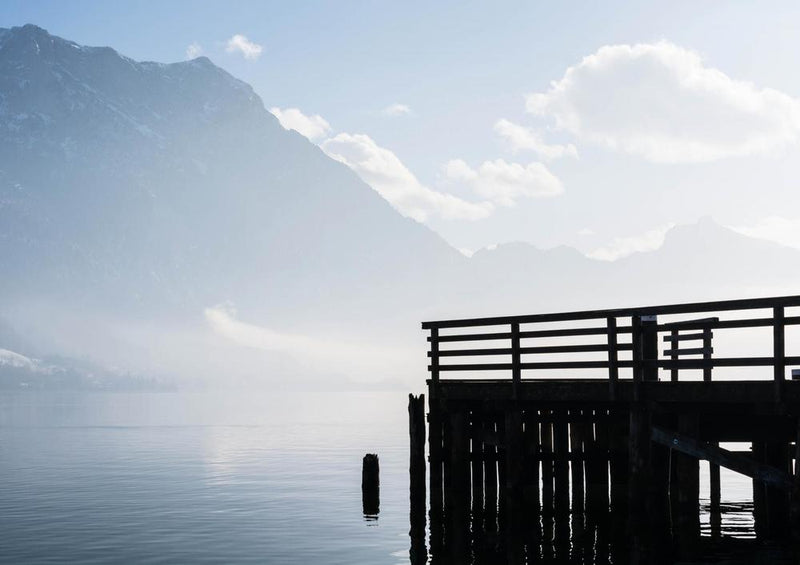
[423, 295, 800, 388]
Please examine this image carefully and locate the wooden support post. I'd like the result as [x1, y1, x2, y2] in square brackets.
[484, 415, 498, 533]
[649, 429, 672, 555]
[523, 409, 541, 543]
[709, 447, 721, 539]
[791, 419, 800, 542]
[497, 414, 508, 532]
[448, 408, 470, 562]
[505, 408, 524, 565]
[753, 441, 767, 540]
[586, 409, 606, 523]
[362, 453, 380, 516]
[675, 414, 700, 555]
[628, 406, 651, 564]
[471, 409, 484, 525]
[409, 394, 426, 539]
[609, 410, 629, 544]
[427, 393, 444, 553]
[765, 440, 790, 540]
[409, 394, 427, 565]
[541, 409, 554, 518]
[569, 409, 586, 516]
[553, 409, 571, 562]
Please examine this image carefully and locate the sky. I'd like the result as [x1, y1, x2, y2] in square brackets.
[5, 1, 800, 259]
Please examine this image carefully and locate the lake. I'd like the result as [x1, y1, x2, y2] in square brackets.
[0, 391, 413, 565]
[0, 390, 770, 564]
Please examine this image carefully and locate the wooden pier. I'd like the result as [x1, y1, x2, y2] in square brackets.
[409, 295, 800, 564]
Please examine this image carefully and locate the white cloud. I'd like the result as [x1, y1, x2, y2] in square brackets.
[587, 223, 676, 261]
[729, 216, 800, 249]
[269, 107, 331, 140]
[494, 119, 577, 159]
[382, 103, 412, 117]
[186, 42, 203, 59]
[321, 133, 493, 222]
[527, 42, 800, 163]
[578, 228, 595, 236]
[443, 158, 563, 207]
[225, 34, 263, 60]
[204, 303, 415, 377]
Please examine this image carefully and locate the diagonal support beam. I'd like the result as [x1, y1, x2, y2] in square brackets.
[651, 426, 794, 490]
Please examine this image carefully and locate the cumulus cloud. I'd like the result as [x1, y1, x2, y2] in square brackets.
[225, 34, 263, 60]
[587, 223, 676, 261]
[494, 119, 577, 159]
[729, 216, 800, 249]
[269, 107, 331, 140]
[382, 103, 412, 117]
[443, 158, 563, 207]
[527, 42, 800, 163]
[322, 133, 493, 222]
[186, 42, 203, 59]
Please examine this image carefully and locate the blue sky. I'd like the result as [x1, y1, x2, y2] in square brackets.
[5, 1, 800, 258]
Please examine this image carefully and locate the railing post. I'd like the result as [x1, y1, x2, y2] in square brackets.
[632, 315, 643, 402]
[607, 317, 619, 400]
[774, 307, 785, 402]
[642, 315, 658, 382]
[511, 322, 521, 399]
[670, 329, 679, 382]
[430, 327, 440, 385]
[703, 327, 712, 382]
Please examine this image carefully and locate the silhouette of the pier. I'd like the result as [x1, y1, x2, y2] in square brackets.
[408, 295, 800, 564]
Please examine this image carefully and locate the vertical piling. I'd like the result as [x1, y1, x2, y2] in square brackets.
[362, 454, 380, 516]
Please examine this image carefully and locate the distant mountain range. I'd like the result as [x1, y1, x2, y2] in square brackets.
[1, 25, 798, 389]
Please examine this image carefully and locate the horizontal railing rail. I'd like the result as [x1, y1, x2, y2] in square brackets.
[422, 295, 800, 396]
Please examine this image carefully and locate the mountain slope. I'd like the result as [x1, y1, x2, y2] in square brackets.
[0, 24, 461, 329]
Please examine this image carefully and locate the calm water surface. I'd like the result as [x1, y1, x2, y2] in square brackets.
[0, 391, 412, 564]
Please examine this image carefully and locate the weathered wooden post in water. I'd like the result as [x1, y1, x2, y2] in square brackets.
[408, 394, 426, 564]
[412, 295, 800, 564]
[362, 453, 379, 517]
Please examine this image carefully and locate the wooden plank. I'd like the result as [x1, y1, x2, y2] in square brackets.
[651, 426, 794, 489]
[659, 317, 719, 330]
[422, 294, 800, 329]
[662, 347, 713, 357]
[663, 331, 712, 342]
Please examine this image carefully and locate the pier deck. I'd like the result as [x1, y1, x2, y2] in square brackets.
[410, 295, 800, 564]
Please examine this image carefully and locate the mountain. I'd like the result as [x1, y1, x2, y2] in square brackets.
[0, 25, 460, 329]
[1, 25, 798, 388]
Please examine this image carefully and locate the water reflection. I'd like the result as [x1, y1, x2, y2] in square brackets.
[408, 485, 800, 564]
